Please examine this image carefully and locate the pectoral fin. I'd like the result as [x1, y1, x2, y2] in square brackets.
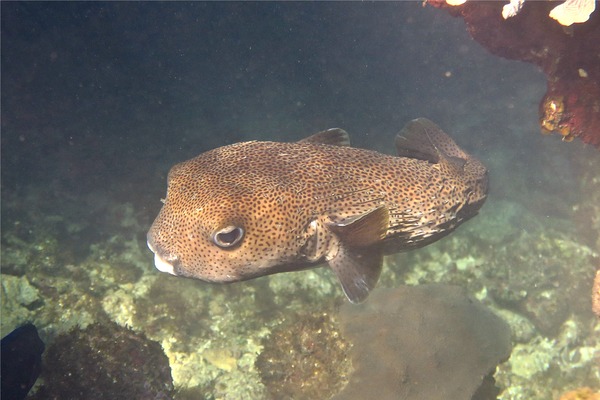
[327, 243, 383, 304]
[328, 206, 389, 247]
[324, 206, 388, 303]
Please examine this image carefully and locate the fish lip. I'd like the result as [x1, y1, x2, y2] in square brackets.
[147, 238, 157, 253]
[153, 252, 177, 275]
[146, 236, 179, 276]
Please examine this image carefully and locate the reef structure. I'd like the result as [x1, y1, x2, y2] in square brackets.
[428, 0, 600, 148]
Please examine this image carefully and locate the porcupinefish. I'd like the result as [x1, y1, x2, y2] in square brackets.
[147, 118, 488, 303]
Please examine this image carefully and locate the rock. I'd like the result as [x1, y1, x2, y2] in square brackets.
[1, 275, 41, 307]
[256, 312, 350, 400]
[334, 284, 512, 400]
[31, 322, 174, 400]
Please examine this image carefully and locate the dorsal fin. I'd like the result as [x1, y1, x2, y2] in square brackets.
[395, 118, 468, 166]
[298, 128, 351, 147]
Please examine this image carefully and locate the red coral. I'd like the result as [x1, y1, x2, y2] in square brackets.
[428, 1, 600, 148]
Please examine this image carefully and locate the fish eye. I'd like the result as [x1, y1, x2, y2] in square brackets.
[212, 226, 244, 248]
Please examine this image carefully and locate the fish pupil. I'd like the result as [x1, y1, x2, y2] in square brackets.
[213, 226, 244, 248]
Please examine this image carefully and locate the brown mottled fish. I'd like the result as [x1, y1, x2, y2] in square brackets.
[147, 118, 488, 303]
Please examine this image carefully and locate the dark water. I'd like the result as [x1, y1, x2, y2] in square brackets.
[1, 2, 598, 399]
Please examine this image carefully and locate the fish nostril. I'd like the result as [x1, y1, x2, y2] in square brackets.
[213, 226, 244, 248]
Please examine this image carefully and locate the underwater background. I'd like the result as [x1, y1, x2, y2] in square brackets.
[1, 2, 598, 399]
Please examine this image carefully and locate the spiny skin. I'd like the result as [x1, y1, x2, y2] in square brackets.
[147, 123, 488, 294]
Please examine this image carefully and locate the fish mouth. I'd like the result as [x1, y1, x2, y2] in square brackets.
[146, 239, 178, 276]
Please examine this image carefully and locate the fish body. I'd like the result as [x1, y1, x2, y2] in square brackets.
[147, 118, 488, 303]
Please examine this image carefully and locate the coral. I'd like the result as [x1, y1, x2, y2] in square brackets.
[494, 303, 600, 399]
[428, 0, 600, 148]
[572, 149, 600, 261]
[558, 387, 600, 400]
[31, 322, 174, 400]
[549, 0, 596, 26]
[501, 0, 525, 19]
[439, 0, 596, 25]
[485, 231, 596, 337]
[256, 312, 350, 400]
[593, 269, 600, 318]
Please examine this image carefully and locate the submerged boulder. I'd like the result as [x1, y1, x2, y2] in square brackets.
[335, 284, 512, 400]
[31, 321, 173, 400]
